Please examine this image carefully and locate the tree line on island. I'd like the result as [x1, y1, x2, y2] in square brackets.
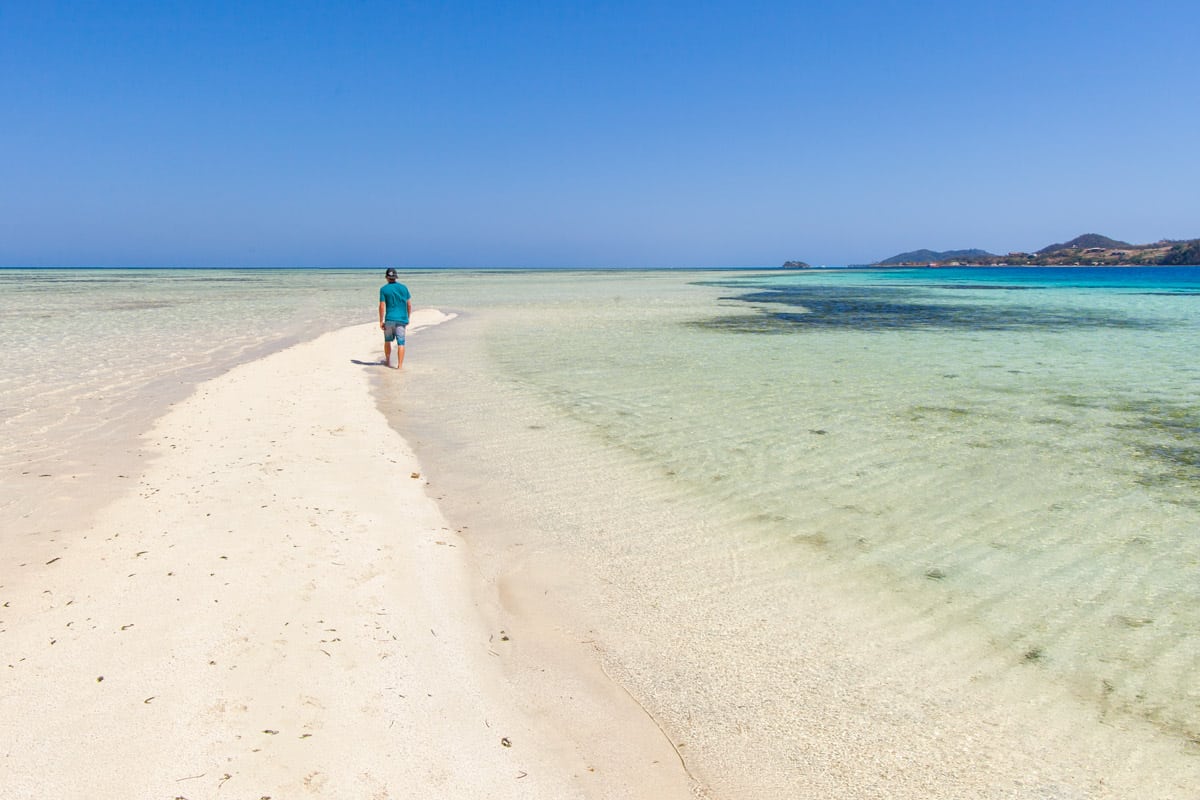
[781, 234, 1200, 268]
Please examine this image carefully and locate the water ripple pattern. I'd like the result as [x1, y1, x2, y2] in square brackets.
[399, 267, 1200, 750]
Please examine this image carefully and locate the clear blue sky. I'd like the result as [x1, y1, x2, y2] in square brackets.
[2, 1, 1197, 267]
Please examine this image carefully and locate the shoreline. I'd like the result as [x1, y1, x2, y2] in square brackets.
[6, 283, 1199, 798]
[385, 304, 1200, 798]
[2, 330, 316, 580]
[0, 314, 694, 799]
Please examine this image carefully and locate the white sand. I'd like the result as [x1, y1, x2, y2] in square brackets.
[0, 312, 694, 799]
[13, 306, 1197, 800]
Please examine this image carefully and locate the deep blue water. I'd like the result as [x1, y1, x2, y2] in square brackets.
[866, 265, 1200, 293]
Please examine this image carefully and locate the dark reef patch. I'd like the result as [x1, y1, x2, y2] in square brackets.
[1042, 396, 1200, 494]
[691, 285, 1157, 333]
[1112, 400, 1200, 495]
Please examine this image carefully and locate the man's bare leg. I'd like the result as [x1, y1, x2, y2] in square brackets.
[383, 341, 392, 366]
[394, 345, 405, 369]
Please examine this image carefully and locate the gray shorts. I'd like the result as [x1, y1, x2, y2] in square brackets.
[383, 322, 406, 345]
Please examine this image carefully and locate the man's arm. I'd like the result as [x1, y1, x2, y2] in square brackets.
[379, 300, 387, 328]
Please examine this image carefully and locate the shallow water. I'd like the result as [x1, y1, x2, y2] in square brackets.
[0, 268, 375, 544]
[389, 267, 1200, 792]
[5, 266, 1199, 794]
[691, 269, 1200, 735]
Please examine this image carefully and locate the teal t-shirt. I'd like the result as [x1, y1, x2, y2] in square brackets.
[380, 282, 411, 324]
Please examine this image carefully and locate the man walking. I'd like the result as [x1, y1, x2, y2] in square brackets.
[379, 268, 412, 369]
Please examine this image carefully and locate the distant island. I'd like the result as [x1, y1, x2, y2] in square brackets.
[780, 260, 810, 268]
[875, 234, 1200, 267]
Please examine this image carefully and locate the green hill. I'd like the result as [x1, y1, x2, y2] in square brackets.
[1161, 240, 1200, 265]
[872, 234, 1200, 266]
[1037, 233, 1132, 254]
[877, 248, 995, 265]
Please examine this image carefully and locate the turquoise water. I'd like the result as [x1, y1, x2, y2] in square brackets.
[5, 266, 1199, 793]
[389, 266, 1200, 791]
[884, 265, 1200, 293]
[691, 268, 1200, 738]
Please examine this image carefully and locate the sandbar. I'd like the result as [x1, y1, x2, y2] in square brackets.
[0, 312, 693, 799]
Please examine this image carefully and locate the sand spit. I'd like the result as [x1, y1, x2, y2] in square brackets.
[0, 312, 694, 799]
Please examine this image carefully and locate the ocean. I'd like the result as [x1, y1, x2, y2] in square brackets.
[392, 266, 1200, 794]
[4, 266, 1199, 794]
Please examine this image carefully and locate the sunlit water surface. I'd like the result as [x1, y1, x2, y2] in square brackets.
[5, 266, 1199, 791]
[397, 267, 1200, 755]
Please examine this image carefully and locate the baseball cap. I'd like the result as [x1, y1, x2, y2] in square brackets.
[385, 268, 398, 279]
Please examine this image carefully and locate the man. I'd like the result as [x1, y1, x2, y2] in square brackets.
[378, 267, 412, 369]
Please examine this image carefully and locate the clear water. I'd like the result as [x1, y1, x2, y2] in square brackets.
[0, 268, 376, 541]
[684, 268, 1200, 735]
[388, 267, 1200, 790]
[5, 266, 1199, 793]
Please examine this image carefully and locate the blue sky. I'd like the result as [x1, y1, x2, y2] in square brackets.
[2, 1, 1197, 267]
